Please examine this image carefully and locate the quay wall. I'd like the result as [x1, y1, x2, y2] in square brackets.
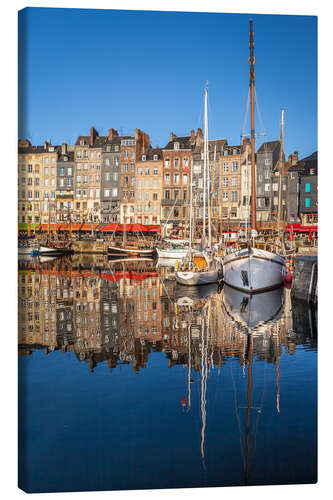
[291, 255, 317, 304]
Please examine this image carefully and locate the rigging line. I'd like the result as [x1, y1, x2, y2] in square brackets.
[241, 87, 251, 138]
[254, 87, 267, 140]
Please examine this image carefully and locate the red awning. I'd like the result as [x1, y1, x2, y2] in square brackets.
[285, 224, 318, 233]
[98, 223, 161, 233]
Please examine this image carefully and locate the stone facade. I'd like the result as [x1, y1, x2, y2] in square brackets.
[135, 148, 163, 225]
[161, 132, 192, 232]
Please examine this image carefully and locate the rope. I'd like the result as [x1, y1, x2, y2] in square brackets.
[241, 88, 251, 138]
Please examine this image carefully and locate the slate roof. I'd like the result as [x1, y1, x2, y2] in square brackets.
[256, 141, 280, 154]
[289, 151, 317, 174]
[57, 151, 75, 162]
[163, 136, 192, 150]
[137, 148, 163, 161]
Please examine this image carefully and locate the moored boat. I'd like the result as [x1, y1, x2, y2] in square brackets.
[223, 246, 285, 293]
[107, 245, 156, 258]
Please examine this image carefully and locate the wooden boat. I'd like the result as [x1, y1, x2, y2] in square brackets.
[107, 245, 156, 258]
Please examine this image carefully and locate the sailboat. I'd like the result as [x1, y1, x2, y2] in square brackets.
[222, 20, 285, 293]
[175, 84, 223, 286]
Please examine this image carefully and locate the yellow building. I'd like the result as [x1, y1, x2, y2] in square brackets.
[18, 140, 43, 231]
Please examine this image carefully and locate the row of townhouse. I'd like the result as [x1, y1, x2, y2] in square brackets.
[18, 128, 317, 232]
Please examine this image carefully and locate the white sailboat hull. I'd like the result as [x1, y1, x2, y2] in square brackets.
[156, 247, 188, 259]
[223, 247, 285, 293]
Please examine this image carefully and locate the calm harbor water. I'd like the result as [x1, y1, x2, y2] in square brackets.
[18, 255, 317, 493]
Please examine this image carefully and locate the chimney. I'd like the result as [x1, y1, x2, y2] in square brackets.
[44, 141, 49, 150]
[169, 132, 176, 142]
[292, 151, 299, 165]
[108, 128, 118, 140]
[195, 128, 203, 147]
[61, 142, 67, 155]
[190, 129, 195, 145]
[90, 126, 98, 146]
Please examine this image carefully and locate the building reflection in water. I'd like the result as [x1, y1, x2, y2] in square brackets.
[18, 255, 317, 371]
[18, 255, 317, 482]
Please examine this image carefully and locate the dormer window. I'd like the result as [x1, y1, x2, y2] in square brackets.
[174, 142, 180, 150]
[48, 146, 54, 152]
[310, 168, 315, 175]
[153, 154, 158, 161]
[142, 155, 146, 161]
[224, 150, 228, 156]
[80, 140, 85, 146]
[64, 156, 68, 162]
[233, 149, 237, 155]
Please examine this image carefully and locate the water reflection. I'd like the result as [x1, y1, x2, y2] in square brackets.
[18, 255, 317, 492]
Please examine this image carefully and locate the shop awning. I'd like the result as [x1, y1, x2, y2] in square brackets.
[98, 223, 161, 233]
[285, 224, 318, 233]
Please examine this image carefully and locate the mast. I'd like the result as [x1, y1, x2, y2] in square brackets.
[189, 158, 193, 253]
[203, 83, 208, 241]
[277, 109, 285, 236]
[249, 19, 256, 232]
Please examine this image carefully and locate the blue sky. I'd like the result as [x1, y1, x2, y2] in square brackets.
[18, 8, 317, 159]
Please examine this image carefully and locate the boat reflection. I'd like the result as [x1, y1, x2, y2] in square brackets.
[222, 284, 285, 334]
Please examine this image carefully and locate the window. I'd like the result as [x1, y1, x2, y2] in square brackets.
[273, 183, 278, 191]
[138, 167, 143, 175]
[165, 158, 170, 168]
[231, 177, 237, 187]
[265, 158, 271, 165]
[231, 191, 237, 201]
[174, 208, 179, 217]
[183, 174, 188, 185]
[290, 172, 296, 179]
[165, 174, 170, 185]
[174, 143, 179, 150]
[145, 168, 150, 175]
[112, 188, 118, 197]
[145, 178, 149, 188]
[265, 170, 270, 179]
[305, 197, 311, 208]
[145, 192, 149, 201]
[174, 173, 179, 185]
[153, 179, 158, 188]
[174, 158, 179, 168]
[130, 163, 135, 171]
[232, 161, 238, 171]
[223, 177, 229, 187]
[174, 190, 179, 200]
[165, 190, 170, 200]
[123, 164, 128, 171]
[264, 184, 270, 192]
[104, 189, 110, 197]
[223, 162, 229, 172]
[113, 172, 118, 181]
[60, 167, 64, 176]
[306, 183, 311, 193]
